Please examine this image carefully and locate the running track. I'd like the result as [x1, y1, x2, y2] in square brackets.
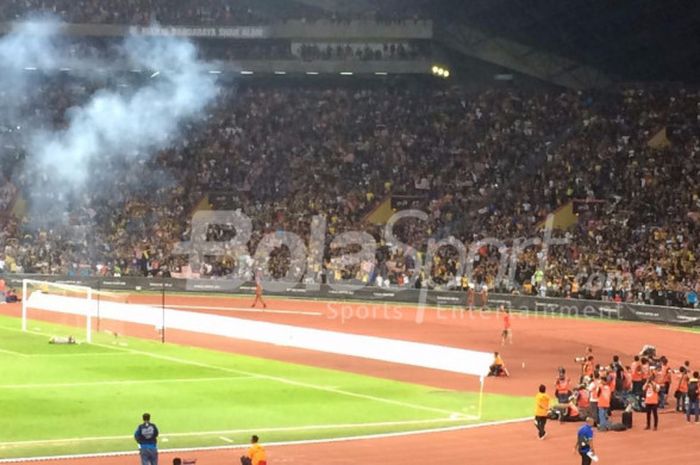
[2, 294, 698, 464]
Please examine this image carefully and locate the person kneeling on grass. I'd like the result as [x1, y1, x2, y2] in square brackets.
[488, 352, 510, 377]
[49, 336, 77, 345]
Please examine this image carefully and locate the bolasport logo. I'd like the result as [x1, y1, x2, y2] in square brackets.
[175, 209, 570, 324]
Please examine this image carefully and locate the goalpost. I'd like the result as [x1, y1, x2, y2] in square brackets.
[22, 278, 162, 345]
[22, 279, 94, 343]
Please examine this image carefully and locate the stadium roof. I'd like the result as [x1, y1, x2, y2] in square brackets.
[297, 0, 700, 85]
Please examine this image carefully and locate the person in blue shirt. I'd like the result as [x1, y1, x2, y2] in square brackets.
[134, 413, 159, 465]
[574, 417, 596, 465]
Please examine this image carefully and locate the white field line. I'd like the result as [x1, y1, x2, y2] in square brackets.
[91, 341, 468, 418]
[0, 417, 532, 463]
[0, 348, 28, 357]
[165, 304, 322, 316]
[0, 417, 468, 447]
[0, 375, 257, 390]
[26, 352, 131, 358]
[0, 325, 468, 418]
[219, 436, 234, 443]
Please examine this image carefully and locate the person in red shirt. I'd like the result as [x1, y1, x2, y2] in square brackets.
[500, 306, 513, 346]
[644, 376, 660, 430]
[250, 278, 267, 309]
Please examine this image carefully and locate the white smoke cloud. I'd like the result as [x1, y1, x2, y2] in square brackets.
[0, 17, 220, 224]
[31, 34, 218, 185]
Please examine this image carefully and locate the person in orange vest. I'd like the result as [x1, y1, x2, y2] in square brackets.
[242, 435, 267, 465]
[576, 383, 591, 419]
[657, 356, 672, 409]
[644, 376, 660, 430]
[676, 366, 690, 413]
[630, 355, 644, 402]
[555, 369, 573, 404]
[534, 384, 551, 440]
[596, 377, 612, 430]
[581, 356, 595, 384]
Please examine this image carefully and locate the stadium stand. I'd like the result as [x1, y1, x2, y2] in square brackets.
[1, 78, 699, 308]
[0, 1, 698, 310]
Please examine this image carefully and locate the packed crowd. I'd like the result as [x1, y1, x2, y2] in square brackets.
[0, 75, 699, 307]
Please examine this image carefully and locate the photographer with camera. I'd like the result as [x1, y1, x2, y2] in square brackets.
[575, 347, 594, 382]
[644, 375, 660, 430]
[675, 366, 689, 413]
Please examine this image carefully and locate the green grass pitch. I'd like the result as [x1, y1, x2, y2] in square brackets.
[0, 314, 531, 459]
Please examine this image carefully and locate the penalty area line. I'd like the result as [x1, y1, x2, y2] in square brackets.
[0, 348, 28, 357]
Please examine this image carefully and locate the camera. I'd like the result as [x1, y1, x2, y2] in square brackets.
[574, 356, 586, 363]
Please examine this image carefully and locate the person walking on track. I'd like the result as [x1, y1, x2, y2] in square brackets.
[534, 384, 551, 439]
[574, 417, 597, 465]
[251, 277, 267, 309]
[500, 306, 513, 345]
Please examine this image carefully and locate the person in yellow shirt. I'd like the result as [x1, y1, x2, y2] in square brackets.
[244, 435, 267, 465]
[488, 351, 510, 377]
[534, 384, 551, 440]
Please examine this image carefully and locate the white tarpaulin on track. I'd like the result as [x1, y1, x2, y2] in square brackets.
[26, 292, 493, 377]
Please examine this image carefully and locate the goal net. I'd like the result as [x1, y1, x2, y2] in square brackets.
[21, 279, 161, 344]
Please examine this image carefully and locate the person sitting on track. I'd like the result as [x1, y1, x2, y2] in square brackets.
[560, 394, 585, 422]
[488, 351, 510, 377]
